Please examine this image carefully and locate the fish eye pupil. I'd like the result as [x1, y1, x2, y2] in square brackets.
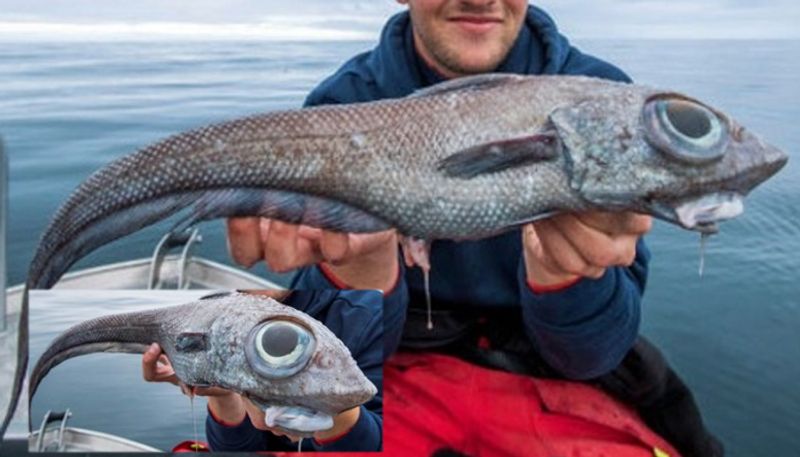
[663, 101, 712, 139]
[260, 323, 298, 357]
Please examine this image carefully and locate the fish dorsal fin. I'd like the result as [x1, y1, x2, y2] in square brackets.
[437, 133, 560, 179]
[411, 73, 525, 98]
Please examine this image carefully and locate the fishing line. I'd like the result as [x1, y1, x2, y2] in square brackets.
[424, 269, 433, 330]
[189, 392, 199, 451]
[698, 233, 709, 277]
[401, 237, 435, 330]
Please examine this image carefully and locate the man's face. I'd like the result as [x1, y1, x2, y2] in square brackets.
[398, 0, 528, 78]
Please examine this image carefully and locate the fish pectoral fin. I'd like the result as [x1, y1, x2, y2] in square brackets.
[410, 73, 525, 98]
[437, 133, 560, 179]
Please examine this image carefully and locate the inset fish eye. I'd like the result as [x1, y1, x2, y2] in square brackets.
[643, 97, 729, 164]
[664, 101, 712, 139]
[245, 320, 315, 379]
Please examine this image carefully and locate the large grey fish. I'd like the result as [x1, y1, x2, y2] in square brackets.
[29, 292, 377, 436]
[26, 74, 790, 287]
[0, 74, 788, 439]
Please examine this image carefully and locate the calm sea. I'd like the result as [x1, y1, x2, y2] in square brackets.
[1, 39, 798, 455]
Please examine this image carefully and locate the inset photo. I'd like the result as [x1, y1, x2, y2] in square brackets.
[27, 289, 383, 453]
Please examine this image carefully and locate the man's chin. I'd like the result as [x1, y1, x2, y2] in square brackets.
[445, 53, 507, 76]
[437, 38, 512, 75]
[419, 31, 513, 77]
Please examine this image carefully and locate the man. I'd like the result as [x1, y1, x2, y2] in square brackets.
[223, 1, 720, 455]
[229, 0, 649, 384]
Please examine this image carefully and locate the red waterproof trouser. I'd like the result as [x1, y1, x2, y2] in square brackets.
[277, 352, 680, 457]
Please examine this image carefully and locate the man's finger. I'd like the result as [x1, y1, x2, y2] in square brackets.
[524, 222, 610, 282]
[550, 215, 621, 267]
[242, 398, 268, 431]
[400, 236, 416, 268]
[141, 343, 161, 382]
[575, 211, 652, 236]
[157, 354, 170, 366]
[297, 225, 324, 241]
[348, 230, 396, 257]
[610, 235, 640, 266]
[142, 343, 178, 385]
[320, 231, 350, 264]
[533, 219, 592, 276]
[178, 382, 193, 398]
[226, 218, 263, 267]
[263, 221, 304, 272]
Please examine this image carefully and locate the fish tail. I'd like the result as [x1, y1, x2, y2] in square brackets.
[0, 287, 28, 442]
[29, 308, 164, 402]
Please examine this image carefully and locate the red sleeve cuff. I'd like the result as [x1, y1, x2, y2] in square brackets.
[318, 262, 351, 289]
[527, 275, 581, 294]
[312, 423, 356, 446]
[318, 262, 401, 295]
[207, 405, 245, 428]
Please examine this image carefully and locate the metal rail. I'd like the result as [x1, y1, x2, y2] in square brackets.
[147, 228, 202, 290]
[1, 138, 7, 330]
[34, 409, 72, 452]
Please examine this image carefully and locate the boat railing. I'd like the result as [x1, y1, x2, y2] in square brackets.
[34, 409, 72, 452]
[1, 137, 7, 330]
[148, 227, 203, 289]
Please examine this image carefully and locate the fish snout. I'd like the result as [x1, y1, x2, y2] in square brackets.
[761, 142, 789, 180]
[314, 354, 377, 412]
[321, 375, 377, 414]
[343, 370, 378, 405]
[726, 127, 788, 194]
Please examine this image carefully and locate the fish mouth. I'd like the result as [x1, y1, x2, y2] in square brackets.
[652, 192, 745, 234]
[246, 397, 334, 437]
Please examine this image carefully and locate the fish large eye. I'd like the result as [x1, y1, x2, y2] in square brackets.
[643, 97, 729, 164]
[245, 320, 315, 379]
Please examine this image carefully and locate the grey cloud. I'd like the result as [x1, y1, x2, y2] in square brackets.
[0, 0, 797, 38]
[537, 0, 800, 38]
[0, 0, 401, 22]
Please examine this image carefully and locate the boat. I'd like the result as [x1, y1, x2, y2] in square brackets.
[29, 409, 163, 452]
[0, 227, 282, 452]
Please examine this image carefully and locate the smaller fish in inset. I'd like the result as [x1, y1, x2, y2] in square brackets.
[29, 292, 377, 437]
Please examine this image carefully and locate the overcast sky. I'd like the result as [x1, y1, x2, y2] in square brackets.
[0, 0, 797, 40]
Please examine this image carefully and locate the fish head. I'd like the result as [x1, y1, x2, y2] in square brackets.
[173, 293, 377, 420]
[551, 87, 788, 233]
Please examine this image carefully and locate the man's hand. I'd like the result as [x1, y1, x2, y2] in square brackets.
[142, 343, 245, 424]
[523, 212, 652, 287]
[142, 342, 180, 386]
[226, 218, 399, 291]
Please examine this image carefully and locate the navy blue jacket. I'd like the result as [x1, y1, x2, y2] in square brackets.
[205, 290, 384, 452]
[296, 6, 649, 381]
